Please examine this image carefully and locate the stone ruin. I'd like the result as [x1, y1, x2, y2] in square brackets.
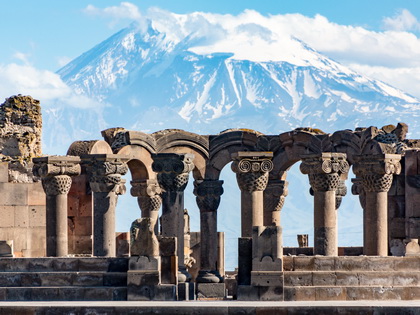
[0, 94, 419, 301]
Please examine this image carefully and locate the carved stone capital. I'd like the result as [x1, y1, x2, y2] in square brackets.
[33, 156, 81, 178]
[42, 175, 72, 195]
[193, 179, 224, 212]
[353, 154, 401, 192]
[131, 179, 162, 214]
[300, 153, 349, 192]
[81, 154, 129, 193]
[351, 178, 366, 209]
[152, 153, 195, 192]
[264, 180, 288, 212]
[231, 152, 274, 192]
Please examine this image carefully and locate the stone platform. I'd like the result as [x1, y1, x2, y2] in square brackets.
[0, 300, 419, 314]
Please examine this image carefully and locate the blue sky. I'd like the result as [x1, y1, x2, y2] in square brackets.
[0, 1, 420, 103]
[1, 1, 419, 70]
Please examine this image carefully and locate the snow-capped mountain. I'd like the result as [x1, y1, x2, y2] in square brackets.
[52, 21, 420, 270]
[57, 22, 420, 136]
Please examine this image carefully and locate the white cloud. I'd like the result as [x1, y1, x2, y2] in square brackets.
[0, 63, 104, 110]
[83, 2, 143, 28]
[383, 9, 420, 32]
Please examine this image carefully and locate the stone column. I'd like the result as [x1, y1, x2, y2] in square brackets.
[354, 154, 401, 256]
[263, 179, 288, 226]
[231, 152, 274, 237]
[351, 177, 367, 252]
[300, 153, 349, 256]
[152, 153, 194, 283]
[33, 156, 81, 257]
[194, 179, 224, 283]
[82, 154, 128, 257]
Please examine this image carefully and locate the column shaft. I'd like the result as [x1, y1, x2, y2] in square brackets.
[93, 191, 118, 257]
[251, 190, 264, 228]
[200, 210, 218, 271]
[46, 194, 69, 257]
[241, 191, 252, 237]
[313, 190, 337, 256]
[161, 190, 185, 266]
[364, 191, 388, 256]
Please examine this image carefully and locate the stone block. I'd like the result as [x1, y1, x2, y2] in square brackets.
[335, 256, 367, 271]
[128, 270, 160, 286]
[196, 283, 225, 299]
[178, 282, 195, 301]
[78, 258, 108, 271]
[336, 271, 359, 286]
[6, 287, 32, 301]
[312, 272, 336, 286]
[58, 287, 85, 301]
[0, 241, 13, 257]
[0, 162, 9, 183]
[112, 287, 127, 301]
[358, 271, 393, 286]
[405, 286, 420, 300]
[0, 288, 7, 301]
[315, 286, 346, 301]
[72, 273, 103, 286]
[365, 257, 395, 271]
[84, 287, 113, 301]
[129, 256, 160, 271]
[14, 206, 29, 227]
[72, 216, 92, 235]
[238, 237, 252, 285]
[224, 278, 237, 298]
[282, 256, 293, 271]
[346, 286, 374, 300]
[78, 194, 93, 217]
[28, 182, 46, 206]
[154, 284, 177, 301]
[159, 236, 177, 256]
[283, 271, 312, 286]
[251, 271, 283, 287]
[373, 286, 405, 300]
[314, 257, 335, 271]
[28, 205, 46, 227]
[103, 272, 127, 287]
[293, 256, 314, 271]
[26, 226, 46, 251]
[393, 271, 420, 286]
[40, 273, 73, 286]
[160, 256, 177, 284]
[394, 257, 420, 270]
[0, 206, 15, 227]
[67, 195, 79, 217]
[0, 183, 28, 206]
[107, 258, 129, 272]
[52, 258, 79, 271]
[238, 285, 283, 301]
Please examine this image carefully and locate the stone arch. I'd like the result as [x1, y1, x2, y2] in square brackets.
[153, 129, 209, 180]
[207, 129, 263, 179]
[116, 145, 154, 181]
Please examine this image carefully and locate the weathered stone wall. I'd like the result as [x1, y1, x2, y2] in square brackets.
[0, 95, 46, 257]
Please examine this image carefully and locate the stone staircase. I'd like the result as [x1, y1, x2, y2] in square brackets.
[0, 257, 128, 301]
[283, 256, 420, 301]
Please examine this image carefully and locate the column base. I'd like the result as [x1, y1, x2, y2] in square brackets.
[178, 267, 191, 283]
[196, 270, 222, 283]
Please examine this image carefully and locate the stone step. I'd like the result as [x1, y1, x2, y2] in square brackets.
[0, 286, 127, 301]
[0, 257, 128, 272]
[284, 285, 420, 301]
[284, 271, 420, 287]
[0, 271, 127, 287]
[284, 256, 420, 272]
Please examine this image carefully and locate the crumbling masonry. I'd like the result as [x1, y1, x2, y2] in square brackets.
[0, 95, 419, 301]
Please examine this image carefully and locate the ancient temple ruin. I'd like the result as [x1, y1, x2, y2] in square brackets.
[0, 95, 419, 301]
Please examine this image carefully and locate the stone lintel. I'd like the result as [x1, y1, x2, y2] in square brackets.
[231, 151, 273, 160]
[301, 152, 346, 160]
[80, 154, 129, 163]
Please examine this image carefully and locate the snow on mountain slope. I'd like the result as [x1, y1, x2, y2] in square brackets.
[53, 21, 420, 270]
